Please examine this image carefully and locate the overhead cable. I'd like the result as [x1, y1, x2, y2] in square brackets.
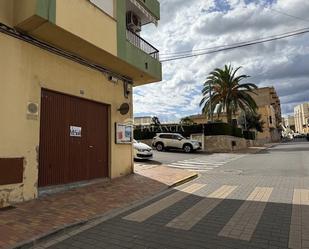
[160, 27, 309, 62]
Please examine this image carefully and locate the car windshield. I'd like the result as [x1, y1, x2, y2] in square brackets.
[177, 135, 185, 139]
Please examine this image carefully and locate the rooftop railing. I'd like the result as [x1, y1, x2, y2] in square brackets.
[126, 29, 159, 60]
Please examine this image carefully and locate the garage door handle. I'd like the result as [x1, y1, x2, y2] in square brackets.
[89, 145, 94, 148]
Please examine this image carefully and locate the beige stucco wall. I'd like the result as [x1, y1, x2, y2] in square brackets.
[204, 136, 248, 153]
[256, 105, 277, 143]
[56, 0, 117, 56]
[12, 0, 37, 25]
[0, 0, 14, 26]
[0, 33, 133, 207]
[1, 0, 117, 57]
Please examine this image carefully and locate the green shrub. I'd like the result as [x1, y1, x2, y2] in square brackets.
[204, 122, 243, 138]
[232, 127, 243, 138]
[243, 130, 256, 140]
[134, 124, 203, 140]
[134, 123, 246, 140]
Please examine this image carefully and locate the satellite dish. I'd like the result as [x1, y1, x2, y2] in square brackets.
[118, 103, 130, 115]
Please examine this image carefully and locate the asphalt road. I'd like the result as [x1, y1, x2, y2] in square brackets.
[42, 141, 309, 249]
[147, 150, 208, 165]
[224, 141, 309, 177]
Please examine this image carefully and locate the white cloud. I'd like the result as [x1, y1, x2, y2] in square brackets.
[134, 0, 309, 121]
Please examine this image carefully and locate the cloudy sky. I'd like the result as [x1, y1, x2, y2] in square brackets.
[133, 0, 309, 122]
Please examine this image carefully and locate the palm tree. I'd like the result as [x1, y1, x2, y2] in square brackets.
[180, 116, 195, 125]
[200, 65, 258, 126]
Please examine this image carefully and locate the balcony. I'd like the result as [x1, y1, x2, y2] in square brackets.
[126, 29, 159, 60]
[9, 0, 161, 84]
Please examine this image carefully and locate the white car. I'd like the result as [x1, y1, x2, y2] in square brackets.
[152, 133, 201, 153]
[133, 140, 153, 160]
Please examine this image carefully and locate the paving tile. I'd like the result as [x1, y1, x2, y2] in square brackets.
[0, 168, 188, 249]
[166, 185, 237, 230]
[218, 187, 273, 241]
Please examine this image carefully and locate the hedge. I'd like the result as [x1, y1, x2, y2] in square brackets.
[243, 130, 256, 140]
[204, 123, 243, 138]
[134, 124, 203, 140]
[134, 123, 248, 140]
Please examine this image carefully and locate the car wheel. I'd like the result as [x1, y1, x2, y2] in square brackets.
[156, 143, 164, 151]
[183, 144, 192, 153]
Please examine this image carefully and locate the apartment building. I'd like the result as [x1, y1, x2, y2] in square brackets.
[189, 87, 282, 143]
[0, 0, 161, 207]
[251, 87, 281, 143]
[134, 116, 153, 126]
[294, 102, 309, 134]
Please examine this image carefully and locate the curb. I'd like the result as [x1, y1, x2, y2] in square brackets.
[9, 173, 197, 249]
[169, 173, 199, 188]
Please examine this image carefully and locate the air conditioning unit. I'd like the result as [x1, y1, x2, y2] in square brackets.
[126, 11, 141, 33]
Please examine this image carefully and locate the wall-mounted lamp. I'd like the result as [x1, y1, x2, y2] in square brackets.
[108, 75, 118, 83]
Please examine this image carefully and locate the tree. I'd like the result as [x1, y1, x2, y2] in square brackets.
[200, 65, 258, 126]
[239, 112, 265, 132]
[180, 116, 195, 125]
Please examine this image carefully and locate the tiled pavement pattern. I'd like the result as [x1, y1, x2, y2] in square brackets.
[27, 143, 309, 249]
[0, 175, 169, 249]
[166, 185, 237, 230]
[219, 187, 273, 241]
[289, 189, 309, 249]
[165, 153, 245, 172]
[134, 164, 198, 187]
[123, 183, 205, 222]
[42, 173, 309, 249]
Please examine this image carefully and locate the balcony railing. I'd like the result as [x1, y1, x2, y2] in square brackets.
[126, 29, 159, 60]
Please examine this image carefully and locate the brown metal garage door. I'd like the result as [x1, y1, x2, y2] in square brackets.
[39, 89, 109, 187]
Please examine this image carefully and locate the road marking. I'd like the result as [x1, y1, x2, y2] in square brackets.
[187, 169, 210, 172]
[168, 164, 215, 169]
[289, 189, 309, 249]
[183, 160, 224, 164]
[166, 185, 237, 230]
[165, 154, 245, 173]
[123, 183, 206, 222]
[169, 162, 217, 168]
[218, 187, 273, 241]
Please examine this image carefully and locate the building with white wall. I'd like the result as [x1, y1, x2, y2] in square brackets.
[294, 103, 309, 134]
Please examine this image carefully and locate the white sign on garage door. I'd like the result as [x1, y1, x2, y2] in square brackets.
[70, 126, 82, 137]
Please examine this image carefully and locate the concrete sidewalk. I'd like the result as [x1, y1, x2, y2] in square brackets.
[0, 166, 197, 249]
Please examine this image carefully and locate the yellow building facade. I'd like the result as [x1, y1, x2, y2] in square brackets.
[0, 0, 161, 207]
[189, 87, 282, 143]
